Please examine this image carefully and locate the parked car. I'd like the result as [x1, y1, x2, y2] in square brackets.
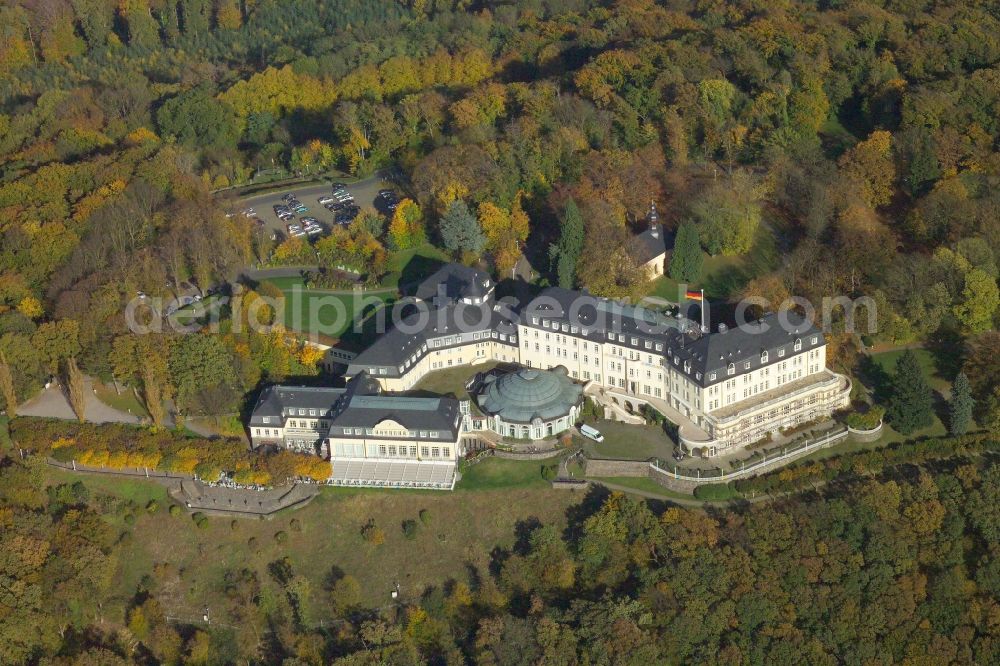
[287, 224, 305, 237]
[304, 223, 322, 236]
[281, 193, 296, 202]
[331, 182, 347, 190]
[318, 196, 336, 204]
[580, 424, 604, 442]
[293, 204, 308, 213]
[334, 213, 353, 225]
[378, 189, 396, 199]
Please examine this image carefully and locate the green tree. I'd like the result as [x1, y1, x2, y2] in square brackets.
[168, 334, 237, 413]
[952, 267, 999, 334]
[156, 85, 240, 149]
[668, 222, 703, 283]
[438, 199, 485, 255]
[691, 170, 763, 255]
[555, 198, 585, 289]
[948, 372, 974, 436]
[886, 350, 934, 435]
[0, 351, 16, 418]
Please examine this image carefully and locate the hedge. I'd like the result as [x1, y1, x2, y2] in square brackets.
[733, 433, 998, 496]
[11, 417, 329, 485]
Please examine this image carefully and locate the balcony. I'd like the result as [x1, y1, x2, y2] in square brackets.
[709, 371, 850, 426]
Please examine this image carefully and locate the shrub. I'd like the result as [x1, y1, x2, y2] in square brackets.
[541, 464, 558, 481]
[192, 513, 209, 529]
[693, 483, 737, 501]
[168, 504, 182, 517]
[274, 530, 288, 544]
[247, 537, 258, 550]
[402, 519, 419, 540]
[846, 405, 885, 430]
[230, 520, 239, 531]
[123, 513, 136, 526]
[361, 519, 385, 546]
[418, 509, 432, 525]
[145, 499, 160, 514]
[289, 518, 302, 532]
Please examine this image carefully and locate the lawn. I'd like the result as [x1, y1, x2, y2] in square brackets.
[263, 278, 396, 340]
[411, 361, 501, 400]
[868, 348, 952, 394]
[643, 222, 779, 302]
[457, 456, 557, 490]
[383, 243, 451, 290]
[579, 419, 676, 461]
[94, 380, 150, 418]
[45, 464, 583, 622]
[589, 475, 695, 500]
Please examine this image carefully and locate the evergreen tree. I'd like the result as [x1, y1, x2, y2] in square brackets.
[555, 198, 585, 289]
[948, 371, 974, 436]
[438, 200, 485, 254]
[886, 350, 934, 435]
[669, 222, 703, 283]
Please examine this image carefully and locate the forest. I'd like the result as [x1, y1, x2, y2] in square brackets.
[0, 432, 998, 664]
[1, 0, 999, 422]
[1, 0, 1000, 662]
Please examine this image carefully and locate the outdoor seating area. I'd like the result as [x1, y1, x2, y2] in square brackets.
[328, 459, 456, 490]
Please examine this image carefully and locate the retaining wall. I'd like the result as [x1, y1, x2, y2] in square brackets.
[584, 459, 650, 477]
[494, 448, 566, 460]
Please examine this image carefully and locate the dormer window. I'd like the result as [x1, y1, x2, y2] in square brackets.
[744, 361, 751, 370]
[727, 363, 735, 375]
[778, 348, 785, 358]
[760, 351, 768, 363]
[794, 338, 802, 351]
[709, 372, 716, 381]
[811, 336, 818, 345]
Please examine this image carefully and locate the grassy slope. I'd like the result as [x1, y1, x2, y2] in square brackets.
[44, 457, 579, 624]
[579, 419, 676, 461]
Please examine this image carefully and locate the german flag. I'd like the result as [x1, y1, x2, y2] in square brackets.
[685, 290, 703, 301]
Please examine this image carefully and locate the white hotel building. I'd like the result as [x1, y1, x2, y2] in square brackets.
[247, 264, 851, 488]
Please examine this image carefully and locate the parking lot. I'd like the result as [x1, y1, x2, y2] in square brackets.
[232, 173, 401, 244]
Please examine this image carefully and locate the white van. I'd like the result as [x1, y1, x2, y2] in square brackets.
[580, 424, 604, 442]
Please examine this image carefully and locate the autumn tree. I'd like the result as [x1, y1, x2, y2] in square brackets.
[64, 357, 86, 423]
[479, 194, 530, 274]
[839, 130, 896, 209]
[0, 351, 16, 418]
[387, 199, 426, 250]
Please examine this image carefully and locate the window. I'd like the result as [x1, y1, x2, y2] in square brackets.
[761, 351, 768, 363]
[431, 447, 440, 457]
[744, 361, 751, 370]
[794, 338, 802, 351]
[378, 445, 387, 455]
[420, 446, 429, 457]
[728, 363, 735, 375]
[442, 447, 450, 457]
